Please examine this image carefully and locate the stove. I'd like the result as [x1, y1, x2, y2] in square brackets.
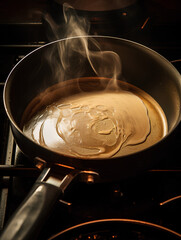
[0, 0, 181, 239]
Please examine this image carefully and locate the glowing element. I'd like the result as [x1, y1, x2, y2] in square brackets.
[23, 89, 152, 158]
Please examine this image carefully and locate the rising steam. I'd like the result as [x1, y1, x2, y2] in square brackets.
[44, 3, 122, 88]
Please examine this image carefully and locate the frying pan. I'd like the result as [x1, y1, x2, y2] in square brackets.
[1, 36, 181, 239]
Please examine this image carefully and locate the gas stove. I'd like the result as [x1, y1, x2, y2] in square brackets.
[0, 0, 181, 239]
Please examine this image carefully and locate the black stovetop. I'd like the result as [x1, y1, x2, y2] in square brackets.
[0, 0, 181, 239]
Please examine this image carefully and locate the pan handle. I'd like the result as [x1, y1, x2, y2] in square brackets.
[0, 167, 80, 240]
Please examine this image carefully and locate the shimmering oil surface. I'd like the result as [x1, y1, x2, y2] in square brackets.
[22, 79, 168, 159]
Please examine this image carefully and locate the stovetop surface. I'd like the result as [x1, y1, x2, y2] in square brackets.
[0, 0, 181, 239]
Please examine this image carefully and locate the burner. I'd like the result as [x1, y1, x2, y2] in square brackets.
[49, 219, 181, 240]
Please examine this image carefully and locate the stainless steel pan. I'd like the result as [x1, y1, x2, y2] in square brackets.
[1, 36, 181, 239]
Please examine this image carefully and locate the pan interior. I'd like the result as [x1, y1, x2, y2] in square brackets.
[21, 77, 168, 159]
